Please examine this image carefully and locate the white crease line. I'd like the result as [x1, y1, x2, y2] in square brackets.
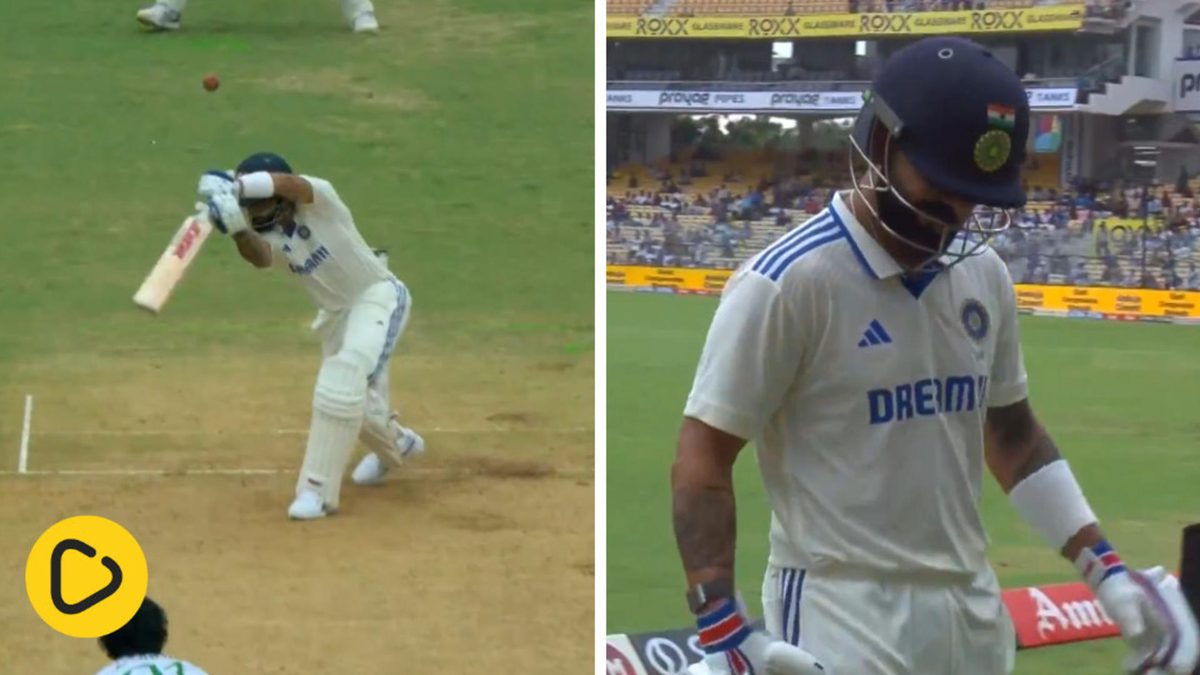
[0, 465, 593, 480]
[18, 394, 33, 474]
[1, 468, 286, 476]
[35, 426, 591, 437]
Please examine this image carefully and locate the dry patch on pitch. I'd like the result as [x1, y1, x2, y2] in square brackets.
[303, 114, 392, 144]
[411, 5, 545, 55]
[0, 349, 593, 672]
[252, 69, 430, 112]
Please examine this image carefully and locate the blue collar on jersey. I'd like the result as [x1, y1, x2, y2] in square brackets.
[831, 192, 944, 299]
[830, 192, 901, 279]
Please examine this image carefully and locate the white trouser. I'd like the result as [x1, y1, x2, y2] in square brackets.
[314, 277, 411, 441]
[762, 564, 1015, 675]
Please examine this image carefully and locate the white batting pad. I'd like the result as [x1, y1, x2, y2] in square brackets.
[360, 401, 395, 454]
[357, 383, 403, 464]
[297, 354, 367, 510]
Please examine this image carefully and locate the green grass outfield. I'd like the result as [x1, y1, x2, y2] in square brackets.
[0, 1, 592, 671]
[0, 0, 593, 365]
[607, 290, 1200, 673]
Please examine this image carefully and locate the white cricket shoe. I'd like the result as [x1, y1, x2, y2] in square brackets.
[287, 488, 328, 520]
[136, 3, 182, 31]
[351, 12, 380, 33]
[351, 427, 424, 486]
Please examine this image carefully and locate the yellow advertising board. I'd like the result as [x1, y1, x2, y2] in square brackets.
[607, 265, 1200, 322]
[1013, 284, 1200, 319]
[606, 265, 733, 294]
[606, 5, 1084, 39]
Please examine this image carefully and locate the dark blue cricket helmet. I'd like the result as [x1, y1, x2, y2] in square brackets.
[235, 151, 295, 230]
[236, 151, 293, 177]
[852, 37, 1030, 208]
[847, 37, 1032, 267]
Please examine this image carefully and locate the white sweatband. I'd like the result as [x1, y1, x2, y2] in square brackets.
[238, 171, 275, 199]
[1008, 459, 1097, 549]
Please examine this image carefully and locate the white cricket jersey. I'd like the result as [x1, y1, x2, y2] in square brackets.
[94, 654, 208, 675]
[259, 175, 391, 312]
[684, 192, 1028, 579]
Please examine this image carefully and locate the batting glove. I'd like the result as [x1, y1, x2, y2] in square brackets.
[206, 193, 248, 236]
[1076, 541, 1200, 674]
[690, 598, 826, 675]
[197, 169, 236, 200]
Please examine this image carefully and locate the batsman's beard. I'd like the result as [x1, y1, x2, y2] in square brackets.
[874, 181, 964, 263]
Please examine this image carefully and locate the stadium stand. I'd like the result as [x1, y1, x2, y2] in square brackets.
[607, 159, 1200, 290]
[672, 0, 848, 13]
[609, 0, 657, 15]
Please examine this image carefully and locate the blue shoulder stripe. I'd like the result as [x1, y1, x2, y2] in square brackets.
[751, 213, 844, 281]
[750, 212, 833, 276]
[765, 228, 844, 281]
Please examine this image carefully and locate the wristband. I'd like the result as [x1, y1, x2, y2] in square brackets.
[237, 171, 275, 200]
[1074, 540, 1126, 588]
[696, 597, 751, 654]
[687, 577, 734, 615]
[1008, 459, 1097, 550]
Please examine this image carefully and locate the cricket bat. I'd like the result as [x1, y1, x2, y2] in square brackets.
[132, 204, 214, 315]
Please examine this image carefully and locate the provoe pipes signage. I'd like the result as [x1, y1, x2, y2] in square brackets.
[1174, 59, 1200, 113]
[605, 90, 864, 112]
[607, 88, 1075, 112]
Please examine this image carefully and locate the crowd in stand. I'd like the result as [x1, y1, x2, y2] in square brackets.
[990, 180, 1200, 290]
[606, 164, 1200, 290]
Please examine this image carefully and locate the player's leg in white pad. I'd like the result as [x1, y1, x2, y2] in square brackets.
[340, 0, 379, 32]
[289, 353, 368, 520]
[136, 0, 186, 30]
[351, 373, 425, 486]
[347, 281, 420, 486]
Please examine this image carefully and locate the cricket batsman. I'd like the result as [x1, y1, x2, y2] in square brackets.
[199, 152, 424, 520]
[672, 37, 1200, 674]
[136, 0, 379, 33]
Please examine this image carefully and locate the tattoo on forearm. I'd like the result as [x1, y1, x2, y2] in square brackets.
[672, 485, 736, 582]
[1013, 430, 1062, 484]
[987, 400, 1062, 486]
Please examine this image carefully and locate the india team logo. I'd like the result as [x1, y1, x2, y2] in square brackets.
[974, 130, 1011, 173]
[961, 299, 989, 342]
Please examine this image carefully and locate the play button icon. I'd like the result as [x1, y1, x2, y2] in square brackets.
[26, 516, 148, 638]
[50, 538, 124, 615]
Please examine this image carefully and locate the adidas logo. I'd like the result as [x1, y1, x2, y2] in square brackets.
[857, 319, 893, 348]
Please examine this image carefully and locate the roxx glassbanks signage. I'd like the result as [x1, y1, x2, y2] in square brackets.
[606, 6, 1084, 39]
